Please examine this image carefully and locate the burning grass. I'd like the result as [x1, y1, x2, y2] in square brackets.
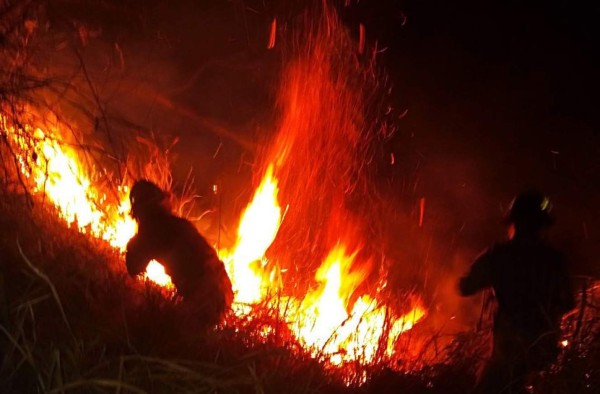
[0, 1, 598, 392]
[0, 192, 340, 393]
[1, 189, 598, 393]
[0, 107, 428, 373]
[0, 191, 434, 393]
[1, 0, 429, 378]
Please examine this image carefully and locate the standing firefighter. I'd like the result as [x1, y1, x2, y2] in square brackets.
[126, 180, 233, 327]
[459, 191, 575, 393]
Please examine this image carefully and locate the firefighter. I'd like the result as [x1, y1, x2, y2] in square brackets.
[459, 191, 575, 393]
[126, 180, 233, 326]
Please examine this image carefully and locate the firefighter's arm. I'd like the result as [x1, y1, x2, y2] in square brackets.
[458, 249, 494, 296]
[125, 235, 150, 277]
[557, 253, 576, 314]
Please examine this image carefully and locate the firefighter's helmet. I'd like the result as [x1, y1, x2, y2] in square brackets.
[506, 190, 554, 226]
[130, 180, 171, 219]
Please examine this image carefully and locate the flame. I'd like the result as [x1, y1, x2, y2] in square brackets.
[143, 259, 175, 289]
[2, 0, 429, 374]
[3, 113, 425, 370]
[222, 167, 426, 366]
[283, 244, 426, 365]
[2, 117, 136, 250]
[221, 164, 282, 305]
[290, 245, 367, 364]
[2, 114, 166, 286]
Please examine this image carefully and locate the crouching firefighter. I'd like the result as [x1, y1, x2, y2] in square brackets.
[459, 191, 575, 393]
[126, 180, 233, 326]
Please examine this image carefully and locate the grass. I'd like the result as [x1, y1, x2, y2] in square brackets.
[1, 1, 597, 392]
[1, 190, 597, 394]
[0, 191, 351, 393]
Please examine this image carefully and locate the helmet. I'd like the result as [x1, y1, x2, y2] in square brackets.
[506, 190, 554, 226]
[129, 180, 170, 219]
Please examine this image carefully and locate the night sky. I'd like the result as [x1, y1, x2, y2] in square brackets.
[350, 0, 599, 278]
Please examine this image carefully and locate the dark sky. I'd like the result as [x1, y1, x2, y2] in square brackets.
[345, 0, 599, 276]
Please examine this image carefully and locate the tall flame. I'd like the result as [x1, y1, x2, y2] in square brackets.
[2, 113, 425, 371]
[222, 165, 282, 305]
[223, 167, 426, 366]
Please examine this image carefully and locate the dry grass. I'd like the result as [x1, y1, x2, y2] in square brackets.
[0, 2, 597, 393]
[0, 191, 346, 393]
[0, 190, 597, 394]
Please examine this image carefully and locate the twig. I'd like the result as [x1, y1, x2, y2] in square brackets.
[574, 279, 588, 341]
[16, 238, 74, 338]
[72, 47, 123, 180]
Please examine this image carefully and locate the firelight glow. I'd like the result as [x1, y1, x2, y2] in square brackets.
[221, 167, 426, 365]
[143, 259, 175, 289]
[3, 116, 137, 250]
[3, 113, 425, 369]
[221, 164, 282, 305]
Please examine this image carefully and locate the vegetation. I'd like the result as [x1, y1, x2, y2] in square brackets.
[0, 1, 597, 393]
[0, 189, 597, 393]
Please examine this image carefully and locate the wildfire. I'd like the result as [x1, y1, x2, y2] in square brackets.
[143, 259, 175, 290]
[223, 167, 426, 365]
[2, 112, 425, 371]
[2, 115, 136, 250]
[1, 2, 426, 374]
[221, 165, 282, 305]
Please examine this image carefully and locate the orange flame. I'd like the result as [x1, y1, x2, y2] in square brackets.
[289, 245, 368, 364]
[221, 164, 282, 305]
[143, 260, 175, 290]
[3, 113, 425, 370]
[2, 114, 170, 287]
[3, 117, 136, 250]
[281, 244, 426, 365]
[221, 167, 426, 365]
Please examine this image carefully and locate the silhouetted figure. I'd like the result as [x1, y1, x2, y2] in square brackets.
[459, 191, 575, 393]
[126, 180, 233, 326]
